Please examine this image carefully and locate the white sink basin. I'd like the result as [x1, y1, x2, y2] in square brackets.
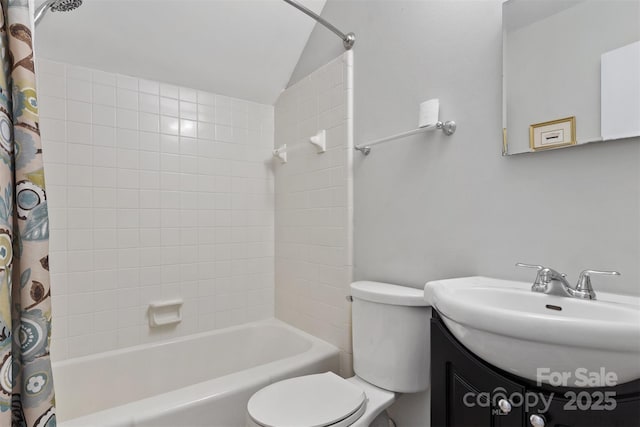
[425, 276, 640, 387]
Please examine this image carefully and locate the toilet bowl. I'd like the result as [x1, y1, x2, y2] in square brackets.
[247, 372, 395, 427]
[246, 281, 431, 427]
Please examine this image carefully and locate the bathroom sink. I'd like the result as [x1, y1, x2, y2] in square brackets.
[424, 276, 640, 387]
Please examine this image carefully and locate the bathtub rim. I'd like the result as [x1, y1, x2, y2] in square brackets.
[52, 318, 320, 368]
[55, 318, 341, 426]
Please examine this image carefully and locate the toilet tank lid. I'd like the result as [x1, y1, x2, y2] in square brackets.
[350, 281, 429, 307]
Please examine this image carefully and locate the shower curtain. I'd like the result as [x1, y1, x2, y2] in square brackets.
[0, 1, 56, 426]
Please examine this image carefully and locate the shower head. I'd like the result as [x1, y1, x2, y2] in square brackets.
[50, 0, 82, 12]
[35, 0, 83, 26]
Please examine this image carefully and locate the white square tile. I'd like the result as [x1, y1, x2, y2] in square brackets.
[116, 148, 139, 169]
[139, 211, 161, 229]
[117, 109, 138, 130]
[118, 229, 139, 248]
[140, 190, 160, 208]
[179, 87, 198, 103]
[118, 249, 140, 269]
[215, 105, 232, 126]
[117, 209, 139, 229]
[47, 163, 68, 184]
[197, 91, 215, 106]
[67, 146, 92, 166]
[92, 125, 115, 147]
[39, 73, 66, 98]
[140, 247, 162, 267]
[160, 191, 180, 209]
[93, 146, 116, 167]
[180, 156, 198, 173]
[93, 230, 117, 249]
[67, 186, 92, 207]
[67, 122, 91, 145]
[93, 104, 116, 127]
[93, 209, 116, 229]
[216, 125, 233, 143]
[180, 101, 197, 120]
[93, 188, 116, 208]
[160, 153, 180, 172]
[39, 96, 66, 120]
[67, 229, 92, 251]
[179, 137, 198, 156]
[117, 89, 138, 110]
[160, 135, 179, 154]
[42, 140, 67, 164]
[117, 169, 139, 189]
[94, 308, 117, 328]
[92, 70, 116, 86]
[216, 94, 232, 109]
[67, 312, 94, 336]
[140, 151, 159, 171]
[117, 327, 141, 348]
[93, 83, 116, 106]
[161, 173, 181, 191]
[92, 270, 117, 292]
[117, 75, 138, 91]
[67, 79, 92, 103]
[139, 132, 160, 152]
[139, 79, 160, 95]
[160, 116, 179, 135]
[66, 209, 92, 232]
[40, 118, 66, 141]
[198, 122, 215, 140]
[67, 100, 91, 123]
[139, 171, 160, 189]
[232, 107, 248, 129]
[116, 128, 139, 150]
[160, 84, 180, 99]
[38, 59, 65, 76]
[67, 65, 92, 81]
[139, 112, 159, 133]
[139, 93, 159, 114]
[198, 104, 215, 123]
[160, 97, 179, 117]
[117, 188, 139, 209]
[93, 167, 116, 188]
[180, 120, 197, 137]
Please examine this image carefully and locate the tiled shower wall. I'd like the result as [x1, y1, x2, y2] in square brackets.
[37, 59, 275, 361]
[274, 52, 354, 375]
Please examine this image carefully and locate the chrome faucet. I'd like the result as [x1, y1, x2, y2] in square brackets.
[516, 263, 620, 300]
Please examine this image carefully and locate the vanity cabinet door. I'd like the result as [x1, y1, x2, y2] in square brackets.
[431, 318, 525, 427]
[527, 391, 640, 427]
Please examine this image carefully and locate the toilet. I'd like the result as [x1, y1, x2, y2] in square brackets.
[247, 281, 431, 427]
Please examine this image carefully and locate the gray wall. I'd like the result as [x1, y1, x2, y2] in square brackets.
[289, 0, 639, 296]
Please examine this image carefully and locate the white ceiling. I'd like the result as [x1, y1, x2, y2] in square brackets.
[34, 0, 326, 105]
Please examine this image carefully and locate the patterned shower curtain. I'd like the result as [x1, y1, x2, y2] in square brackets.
[0, 0, 56, 426]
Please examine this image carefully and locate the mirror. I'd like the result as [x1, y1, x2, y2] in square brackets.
[502, 0, 640, 155]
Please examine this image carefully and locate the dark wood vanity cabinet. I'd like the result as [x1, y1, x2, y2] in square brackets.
[431, 313, 640, 427]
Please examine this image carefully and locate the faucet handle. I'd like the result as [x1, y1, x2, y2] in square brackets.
[575, 269, 621, 300]
[516, 263, 546, 292]
[515, 263, 544, 271]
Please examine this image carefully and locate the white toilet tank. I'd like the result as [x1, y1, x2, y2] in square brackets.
[350, 281, 431, 393]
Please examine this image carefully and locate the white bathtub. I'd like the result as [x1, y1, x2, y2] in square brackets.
[53, 319, 340, 426]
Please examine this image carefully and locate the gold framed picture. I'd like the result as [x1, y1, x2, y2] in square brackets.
[529, 116, 576, 151]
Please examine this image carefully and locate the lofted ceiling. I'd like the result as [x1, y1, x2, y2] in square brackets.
[34, 0, 326, 105]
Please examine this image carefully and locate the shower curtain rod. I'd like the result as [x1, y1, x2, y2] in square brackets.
[282, 0, 355, 50]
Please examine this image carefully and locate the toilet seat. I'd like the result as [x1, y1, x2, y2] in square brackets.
[247, 372, 367, 427]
